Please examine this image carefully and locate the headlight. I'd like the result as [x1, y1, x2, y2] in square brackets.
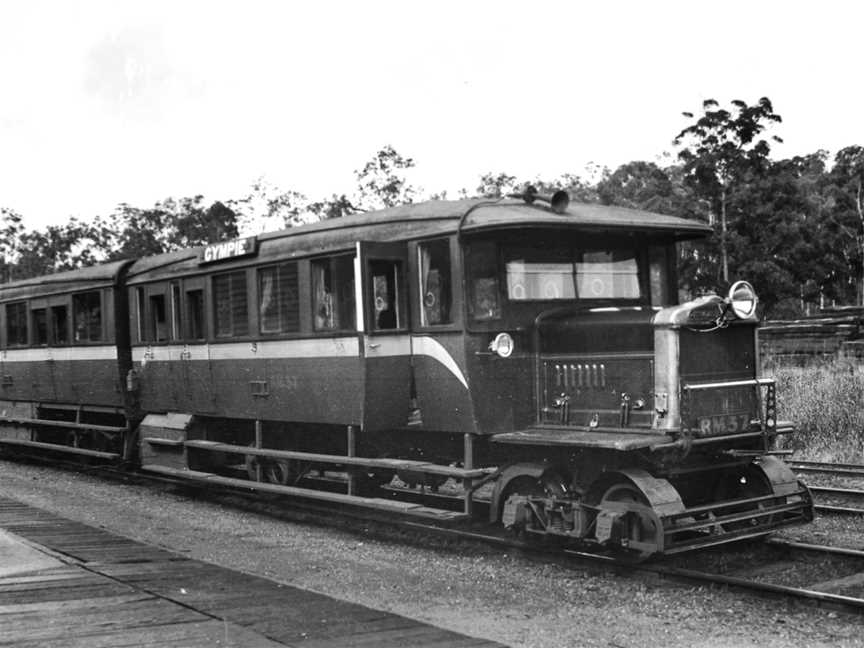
[488, 332, 514, 358]
[728, 281, 758, 319]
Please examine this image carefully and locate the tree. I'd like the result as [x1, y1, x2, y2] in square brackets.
[825, 146, 864, 304]
[595, 161, 685, 214]
[0, 207, 24, 283]
[475, 172, 518, 198]
[354, 145, 418, 209]
[98, 196, 239, 260]
[230, 177, 309, 233]
[674, 97, 783, 283]
[305, 194, 360, 220]
[14, 219, 103, 279]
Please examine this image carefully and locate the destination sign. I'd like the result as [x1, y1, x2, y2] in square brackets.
[199, 236, 258, 264]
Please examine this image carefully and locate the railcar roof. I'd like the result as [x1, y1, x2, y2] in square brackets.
[0, 259, 132, 301]
[126, 198, 709, 283]
[0, 199, 710, 293]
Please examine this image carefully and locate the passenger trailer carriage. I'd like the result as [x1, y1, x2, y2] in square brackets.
[0, 191, 813, 558]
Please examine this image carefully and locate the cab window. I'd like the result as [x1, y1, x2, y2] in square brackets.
[466, 241, 501, 321]
[418, 239, 452, 326]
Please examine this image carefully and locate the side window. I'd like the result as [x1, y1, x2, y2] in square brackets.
[186, 289, 205, 340]
[50, 305, 68, 345]
[171, 283, 181, 340]
[213, 271, 249, 338]
[259, 262, 299, 334]
[649, 244, 672, 306]
[370, 260, 402, 330]
[149, 294, 168, 342]
[73, 291, 102, 342]
[467, 241, 501, 321]
[32, 308, 48, 345]
[312, 256, 355, 332]
[418, 240, 452, 326]
[6, 302, 27, 346]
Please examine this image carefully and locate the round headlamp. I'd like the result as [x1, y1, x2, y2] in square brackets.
[728, 281, 758, 319]
[488, 332, 514, 358]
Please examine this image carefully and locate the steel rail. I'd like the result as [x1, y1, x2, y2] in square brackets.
[8, 453, 864, 615]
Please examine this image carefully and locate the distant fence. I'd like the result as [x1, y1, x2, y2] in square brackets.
[760, 307, 864, 365]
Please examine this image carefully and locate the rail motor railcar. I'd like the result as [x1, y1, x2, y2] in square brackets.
[0, 191, 813, 557]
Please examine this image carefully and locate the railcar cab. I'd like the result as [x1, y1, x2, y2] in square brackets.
[459, 226, 678, 435]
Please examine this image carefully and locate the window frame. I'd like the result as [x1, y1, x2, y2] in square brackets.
[72, 290, 103, 343]
[212, 269, 250, 339]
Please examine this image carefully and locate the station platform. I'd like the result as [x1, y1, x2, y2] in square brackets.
[0, 496, 505, 647]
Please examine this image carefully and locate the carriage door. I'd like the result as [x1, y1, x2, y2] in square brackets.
[357, 241, 412, 431]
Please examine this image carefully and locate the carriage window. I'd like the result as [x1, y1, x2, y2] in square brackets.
[186, 289, 205, 340]
[32, 308, 48, 345]
[312, 256, 355, 331]
[419, 240, 452, 326]
[73, 291, 102, 341]
[149, 294, 168, 342]
[259, 262, 300, 334]
[370, 260, 401, 330]
[467, 241, 500, 321]
[51, 305, 68, 345]
[213, 271, 249, 338]
[171, 283, 181, 340]
[6, 302, 27, 346]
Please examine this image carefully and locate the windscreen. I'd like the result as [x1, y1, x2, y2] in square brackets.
[505, 248, 640, 301]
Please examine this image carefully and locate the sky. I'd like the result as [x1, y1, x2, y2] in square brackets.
[1, 0, 862, 231]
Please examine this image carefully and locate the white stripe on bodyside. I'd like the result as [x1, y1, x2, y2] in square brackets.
[1, 346, 118, 362]
[129, 334, 468, 390]
[364, 335, 411, 356]
[132, 336, 361, 363]
[411, 336, 469, 390]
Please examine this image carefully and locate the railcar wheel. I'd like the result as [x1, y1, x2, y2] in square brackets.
[264, 460, 302, 485]
[498, 470, 569, 538]
[598, 481, 660, 560]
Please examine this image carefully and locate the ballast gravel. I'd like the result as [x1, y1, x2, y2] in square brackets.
[2, 459, 864, 648]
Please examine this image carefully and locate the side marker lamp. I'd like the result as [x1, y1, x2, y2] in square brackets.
[489, 332, 514, 358]
[728, 281, 758, 319]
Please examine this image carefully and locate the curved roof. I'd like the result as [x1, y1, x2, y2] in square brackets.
[0, 198, 711, 292]
[127, 198, 709, 284]
[0, 260, 132, 302]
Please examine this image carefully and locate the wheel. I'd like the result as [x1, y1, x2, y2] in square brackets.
[597, 480, 661, 559]
[264, 459, 302, 485]
[498, 471, 569, 538]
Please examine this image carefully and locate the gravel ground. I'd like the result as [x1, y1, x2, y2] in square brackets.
[2, 459, 864, 648]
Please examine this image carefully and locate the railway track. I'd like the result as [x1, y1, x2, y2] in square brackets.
[7, 452, 864, 616]
[789, 460, 864, 515]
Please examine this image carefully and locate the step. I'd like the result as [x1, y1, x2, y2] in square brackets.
[142, 464, 467, 520]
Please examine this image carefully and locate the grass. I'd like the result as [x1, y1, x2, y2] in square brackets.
[767, 357, 864, 462]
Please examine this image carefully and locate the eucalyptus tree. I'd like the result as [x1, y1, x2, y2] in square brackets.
[674, 97, 783, 284]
